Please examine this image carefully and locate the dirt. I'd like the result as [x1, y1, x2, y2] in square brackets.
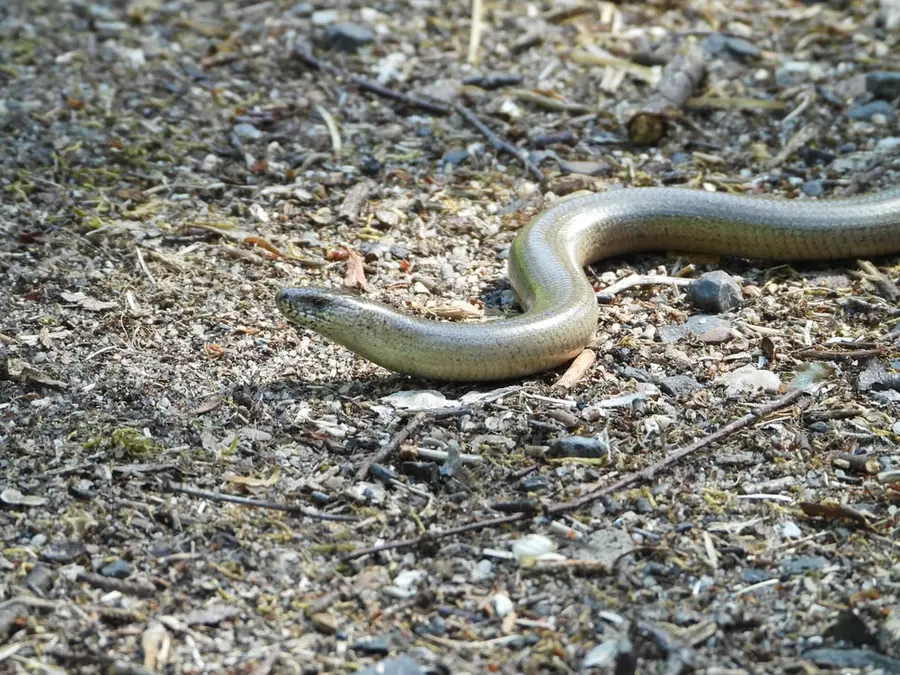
[1, 0, 900, 673]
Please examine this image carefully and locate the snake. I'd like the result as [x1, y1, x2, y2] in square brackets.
[276, 186, 900, 382]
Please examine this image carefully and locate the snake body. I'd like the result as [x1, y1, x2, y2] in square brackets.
[276, 186, 900, 381]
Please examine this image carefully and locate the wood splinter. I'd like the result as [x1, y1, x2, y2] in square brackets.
[626, 43, 707, 145]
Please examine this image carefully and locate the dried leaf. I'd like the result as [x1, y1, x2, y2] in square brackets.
[60, 291, 117, 312]
[799, 501, 873, 529]
[428, 300, 484, 320]
[205, 343, 226, 358]
[190, 395, 223, 415]
[225, 469, 280, 491]
[1, 357, 67, 389]
[141, 621, 171, 669]
[343, 249, 370, 291]
[1, 488, 48, 507]
[180, 604, 241, 626]
[244, 235, 284, 258]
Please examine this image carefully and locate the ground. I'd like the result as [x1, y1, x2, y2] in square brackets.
[1, 0, 900, 673]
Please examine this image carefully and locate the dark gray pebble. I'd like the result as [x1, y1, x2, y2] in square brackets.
[687, 271, 743, 313]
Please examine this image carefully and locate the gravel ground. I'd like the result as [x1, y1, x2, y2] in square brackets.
[2, 0, 900, 673]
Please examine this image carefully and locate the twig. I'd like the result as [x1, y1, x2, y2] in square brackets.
[293, 49, 449, 116]
[75, 571, 156, 598]
[342, 388, 810, 560]
[337, 179, 375, 222]
[453, 103, 544, 181]
[626, 43, 706, 145]
[796, 348, 883, 361]
[765, 122, 819, 170]
[342, 513, 527, 561]
[780, 88, 814, 126]
[47, 650, 156, 675]
[162, 482, 357, 522]
[510, 89, 594, 114]
[293, 48, 543, 181]
[545, 388, 808, 516]
[467, 0, 484, 65]
[356, 411, 426, 480]
[399, 446, 483, 465]
[135, 247, 157, 286]
[313, 104, 342, 155]
[553, 349, 596, 389]
[856, 259, 899, 302]
[596, 274, 693, 301]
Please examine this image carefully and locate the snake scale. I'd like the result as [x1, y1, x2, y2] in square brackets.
[276, 186, 900, 381]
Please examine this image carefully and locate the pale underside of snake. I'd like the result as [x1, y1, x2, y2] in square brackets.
[276, 186, 900, 382]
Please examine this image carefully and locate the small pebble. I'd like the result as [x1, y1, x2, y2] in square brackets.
[518, 475, 549, 492]
[687, 271, 743, 313]
[355, 655, 425, 675]
[549, 434, 610, 459]
[350, 636, 391, 655]
[866, 71, 900, 99]
[658, 375, 701, 397]
[782, 555, 827, 576]
[41, 540, 87, 564]
[801, 180, 824, 197]
[232, 123, 263, 140]
[441, 148, 470, 167]
[310, 9, 339, 25]
[324, 23, 375, 52]
[875, 137, 900, 154]
[100, 559, 132, 579]
[845, 100, 895, 122]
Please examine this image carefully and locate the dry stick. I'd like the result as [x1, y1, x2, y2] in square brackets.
[626, 43, 707, 145]
[467, 0, 484, 65]
[163, 482, 358, 522]
[293, 49, 544, 181]
[343, 388, 809, 560]
[453, 103, 544, 181]
[343, 512, 527, 561]
[356, 411, 427, 480]
[795, 348, 883, 361]
[596, 274, 693, 301]
[857, 259, 899, 302]
[544, 387, 808, 516]
[294, 50, 449, 116]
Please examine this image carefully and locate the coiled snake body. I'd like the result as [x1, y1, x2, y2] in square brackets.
[276, 187, 900, 381]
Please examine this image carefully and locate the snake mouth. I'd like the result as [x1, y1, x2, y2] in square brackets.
[275, 288, 311, 324]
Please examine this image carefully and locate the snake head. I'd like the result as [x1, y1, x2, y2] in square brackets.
[275, 287, 361, 331]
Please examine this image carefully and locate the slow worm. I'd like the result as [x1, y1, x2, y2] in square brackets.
[276, 186, 900, 381]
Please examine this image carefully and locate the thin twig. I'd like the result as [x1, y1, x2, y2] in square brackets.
[135, 247, 157, 286]
[75, 571, 157, 598]
[342, 388, 810, 560]
[796, 348, 883, 361]
[597, 274, 693, 301]
[292, 49, 543, 181]
[314, 104, 342, 155]
[545, 388, 808, 515]
[453, 103, 544, 181]
[467, 0, 484, 65]
[294, 49, 448, 115]
[47, 650, 157, 675]
[356, 411, 426, 480]
[856, 259, 899, 301]
[342, 513, 527, 561]
[162, 482, 357, 522]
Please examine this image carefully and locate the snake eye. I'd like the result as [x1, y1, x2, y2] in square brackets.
[309, 297, 329, 310]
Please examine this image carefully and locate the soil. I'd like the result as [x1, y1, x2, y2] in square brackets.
[1, 0, 900, 673]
